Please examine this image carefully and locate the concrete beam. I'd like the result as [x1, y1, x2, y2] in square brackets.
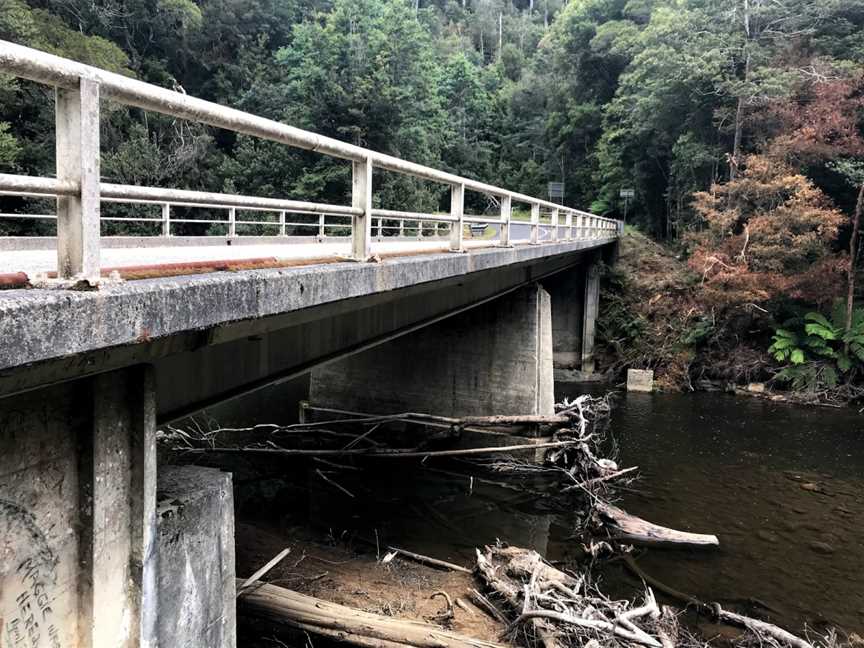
[309, 283, 554, 417]
[0, 241, 616, 391]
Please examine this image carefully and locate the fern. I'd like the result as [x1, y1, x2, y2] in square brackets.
[769, 303, 864, 392]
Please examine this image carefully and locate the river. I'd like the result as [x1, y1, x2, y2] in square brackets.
[237, 388, 864, 639]
[575, 389, 864, 637]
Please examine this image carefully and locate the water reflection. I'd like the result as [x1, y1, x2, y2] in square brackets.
[554, 387, 864, 635]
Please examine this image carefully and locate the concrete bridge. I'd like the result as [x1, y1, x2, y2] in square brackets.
[0, 41, 619, 648]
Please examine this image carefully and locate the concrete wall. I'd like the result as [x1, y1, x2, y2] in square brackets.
[310, 283, 554, 417]
[0, 366, 156, 648]
[156, 466, 236, 648]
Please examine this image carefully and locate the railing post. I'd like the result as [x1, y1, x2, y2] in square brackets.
[279, 210, 286, 236]
[565, 211, 573, 241]
[530, 203, 540, 244]
[161, 203, 170, 237]
[449, 182, 464, 252]
[499, 195, 512, 247]
[551, 208, 559, 242]
[352, 156, 372, 260]
[399, 219, 404, 238]
[318, 212, 325, 239]
[228, 207, 236, 237]
[56, 77, 100, 281]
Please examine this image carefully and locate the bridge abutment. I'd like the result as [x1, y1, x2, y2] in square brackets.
[309, 283, 555, 418]
[0, 365, 157, 647]
[0, 366, 238, 648]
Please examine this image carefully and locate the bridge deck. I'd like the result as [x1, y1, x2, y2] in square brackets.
[0, 236, 616, 379]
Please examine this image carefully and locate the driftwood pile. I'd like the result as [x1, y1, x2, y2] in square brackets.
[475, 545, 677, 648]
[159, 404, 603, 461]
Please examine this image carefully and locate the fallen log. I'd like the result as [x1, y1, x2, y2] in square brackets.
[236, 579, 507, 648]
[186, 439, 577, 459]
[596, 502, 719, 547]
[451, 414, 571, 427]
[714, 607, 814, 648]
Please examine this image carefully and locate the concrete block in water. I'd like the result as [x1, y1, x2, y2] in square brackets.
[157, 465, 236, 648]
[626, 369, 654, 393]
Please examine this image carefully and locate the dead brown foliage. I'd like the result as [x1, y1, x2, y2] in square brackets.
[687, 155, 846, 306]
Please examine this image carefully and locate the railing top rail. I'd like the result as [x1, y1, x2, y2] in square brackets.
[0, 39, 611, 219]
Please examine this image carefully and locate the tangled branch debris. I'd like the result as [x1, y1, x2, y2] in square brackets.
[159, 396, 621, 470]
[475, 545, 672, 648]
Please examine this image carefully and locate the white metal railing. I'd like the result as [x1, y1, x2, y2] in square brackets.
[0, 40, 619, 281]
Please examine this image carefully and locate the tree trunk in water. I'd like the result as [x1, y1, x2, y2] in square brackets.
[846, 183, 863, 344]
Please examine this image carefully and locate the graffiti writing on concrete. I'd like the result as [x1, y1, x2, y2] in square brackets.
[0, 500, 63, 648]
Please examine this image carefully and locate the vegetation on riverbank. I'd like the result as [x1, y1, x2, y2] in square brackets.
[597, 226, 864, 405]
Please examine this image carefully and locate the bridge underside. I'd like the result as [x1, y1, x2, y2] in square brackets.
[0, 240, 615, 647]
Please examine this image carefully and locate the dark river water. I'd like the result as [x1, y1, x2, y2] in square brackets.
[242, 388, 864, 637]
[559, 389, 864, 636]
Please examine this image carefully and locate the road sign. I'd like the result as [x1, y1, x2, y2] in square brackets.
[547, 182, 565, 200]
[619, 188, 635, 198]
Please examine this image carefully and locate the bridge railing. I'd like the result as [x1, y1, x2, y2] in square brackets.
[0, 40, 619, 281]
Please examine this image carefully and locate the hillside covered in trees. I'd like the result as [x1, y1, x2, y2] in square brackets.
[2, 0, 864, 401]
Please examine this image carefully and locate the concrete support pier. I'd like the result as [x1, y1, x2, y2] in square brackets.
[0, 366, 157, 648]
[547, 268, 585, 376]
[581, 261, 600, 374]
[310, 283, 554, 417]
[545, 258, 601, 380]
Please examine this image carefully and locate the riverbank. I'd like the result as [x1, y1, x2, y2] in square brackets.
[596, 228, 863, 406]
[236, 519, 508, 647]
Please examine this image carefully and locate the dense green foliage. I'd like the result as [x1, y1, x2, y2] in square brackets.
[769, 305, 864, 391]
[4, 0, 863, 230]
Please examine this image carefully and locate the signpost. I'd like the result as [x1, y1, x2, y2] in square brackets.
[548, 181, 565, 205]
[619, 188, 634, 224]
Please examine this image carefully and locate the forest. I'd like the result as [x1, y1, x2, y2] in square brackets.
[2, 0, 864, 401]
